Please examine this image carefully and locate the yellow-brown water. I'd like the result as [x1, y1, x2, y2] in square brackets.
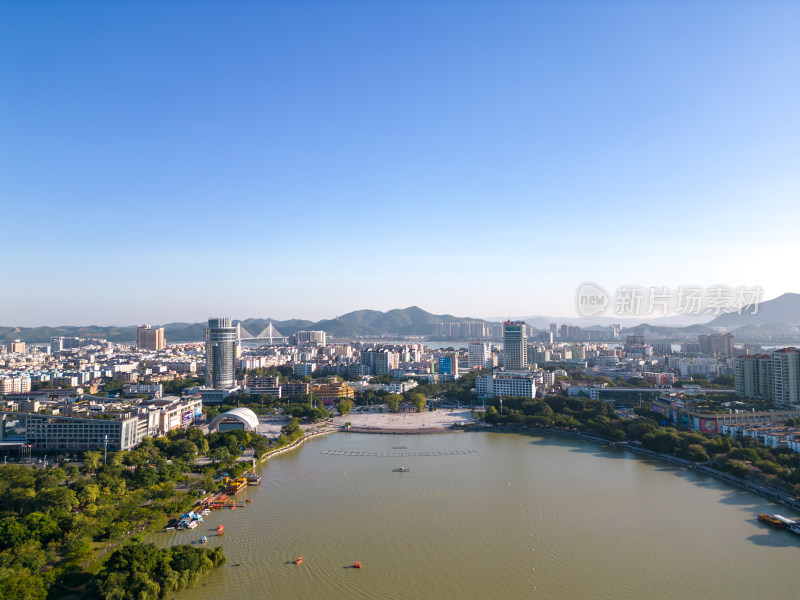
[153, 432, 800, 599]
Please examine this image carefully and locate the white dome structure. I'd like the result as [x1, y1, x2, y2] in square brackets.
[208, 407, 259, 432]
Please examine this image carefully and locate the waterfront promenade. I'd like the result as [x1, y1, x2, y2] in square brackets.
[331, 408, 476, 432]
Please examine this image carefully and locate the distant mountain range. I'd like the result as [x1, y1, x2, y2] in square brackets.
[607, 293, 800, 342]
[0, 307, 492, 343]
[706, 293, 800, 328]
[3, 294, 799, 344]
[485, 314, 715, 329]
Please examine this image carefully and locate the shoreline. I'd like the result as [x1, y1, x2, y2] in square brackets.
[344, 426, 460, 434]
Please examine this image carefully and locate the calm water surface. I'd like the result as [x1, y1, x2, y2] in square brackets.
[152, 432, 800, 599]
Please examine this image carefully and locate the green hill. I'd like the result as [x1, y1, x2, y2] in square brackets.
[0, 307, 493, 343]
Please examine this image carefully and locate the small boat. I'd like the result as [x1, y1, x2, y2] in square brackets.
[392, 467, 410, 472]
[246, 498, 253, 503]
[201, 536, 207, 544]
[352, 562, 362, 568]
[293, 556, 303, 564]
[758, 513, 785, 528]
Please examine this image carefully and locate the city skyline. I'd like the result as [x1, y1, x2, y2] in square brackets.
[2, 1, 799, 326]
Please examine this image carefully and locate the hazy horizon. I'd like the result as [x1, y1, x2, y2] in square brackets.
[3, 2, 799, 326]
[0, 300, 782, 330]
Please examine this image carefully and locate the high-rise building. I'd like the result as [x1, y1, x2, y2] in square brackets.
[734, 354, 772, 400]
[734, 348, 800, 408]
[559, 325, 582, 341]
[359, 349, 399, 376]
[438, 354, 459, 377]
[137, 325, 165, 351]
[503, 321, 527, 370]
[771, 348, 800, 408]
[205, 317, 238, 389]
[8, 340, 26, 354]
[698, 333, 734, 357]
[292, 330, 327, 346]
[468, 341, 491, 369]
[528, 345, 551, 364]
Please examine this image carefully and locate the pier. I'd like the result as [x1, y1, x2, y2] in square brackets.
[322, 449, 478, 457]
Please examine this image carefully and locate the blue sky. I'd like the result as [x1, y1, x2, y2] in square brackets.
[2, 0, 799, 326]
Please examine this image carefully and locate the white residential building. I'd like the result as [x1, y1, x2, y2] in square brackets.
[468, 341, 492, 369]
[293, 363, 316, 376]
[0, 376, 32, 394]
[123, 383, 164, 399]
[387, 380, 419, 394]
[476, 370, 536, 399]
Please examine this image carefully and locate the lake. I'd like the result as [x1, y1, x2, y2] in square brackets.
[153, 432, 800, 599]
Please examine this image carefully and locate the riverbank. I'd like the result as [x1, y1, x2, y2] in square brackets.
[254, 427, 334, 465]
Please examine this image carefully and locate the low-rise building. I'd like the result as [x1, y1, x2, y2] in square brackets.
[0, 395, 201, 451]
[311, 382, 355, 405]
[281, 382, 310, 397]
[643, 372, 676, 386]
[387, 380, 419, 394]
[123, 383, 164, 399]
[476, 370, 536, 399]
[653, 395, 800, 434]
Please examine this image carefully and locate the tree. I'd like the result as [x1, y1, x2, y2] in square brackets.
[250, 436, 270, 459]
[82, 450, 102, 473]
[337, 399, 354, 415]
[171, 440, 198, 463]
[0, 568, 47, 600]
[0, 518, 29, 551]
[107, 451, 126, 468]
[385, 394, 402, 412]
[280, 419, 302, 442]
[411, 393, 427, 413]
[209, 447, 230, 467]
[712, 374, 735, 387]
[35, 487, 78, 513]
[6, 487, 35, 514]
[34, 468, 65, 491]
[96, 543, 226, 600]
[0, 539, 48, 573]
[59, 531, 92, 566]
[21, 512, 61, 545]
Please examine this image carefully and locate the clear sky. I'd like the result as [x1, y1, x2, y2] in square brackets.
[2, 0, 799, 326]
